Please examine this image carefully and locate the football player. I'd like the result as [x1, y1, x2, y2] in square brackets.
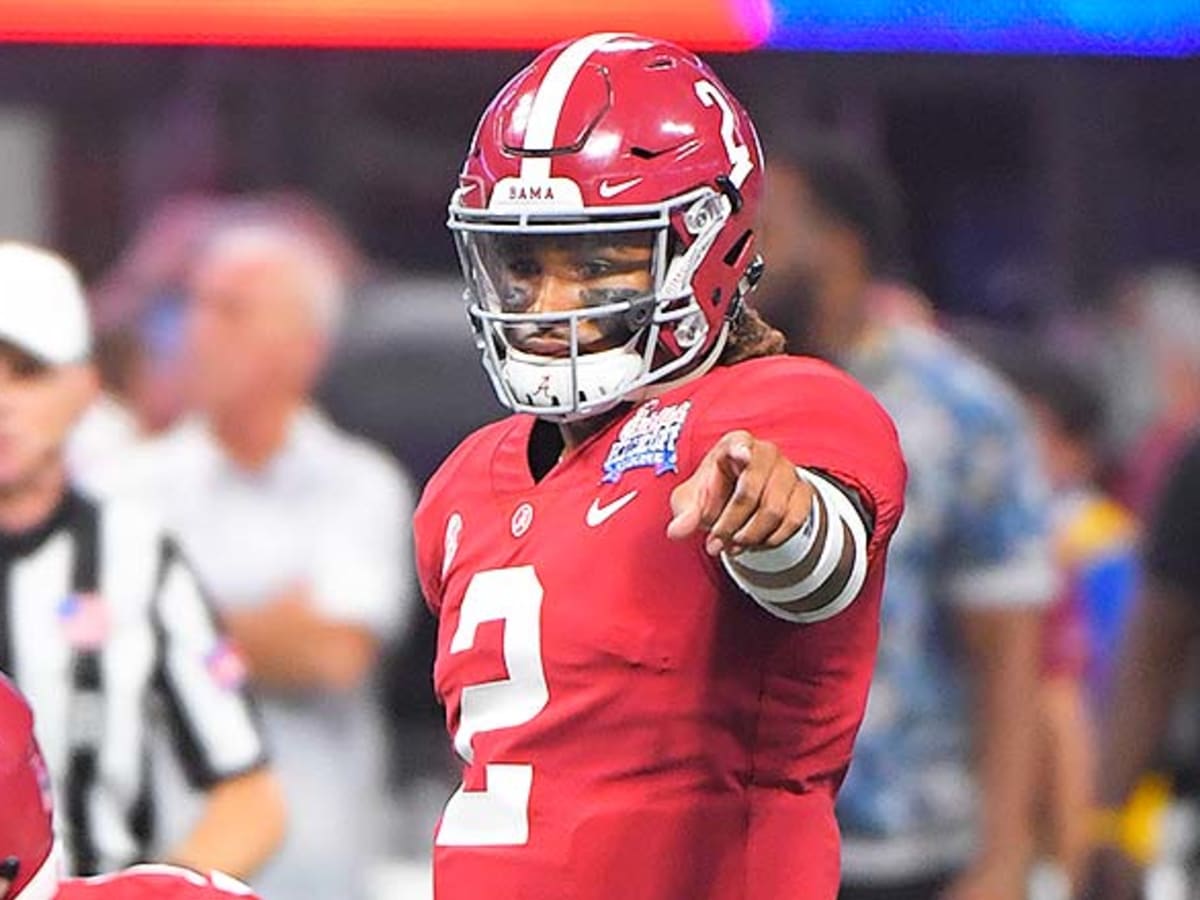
[0, 674, 260, 900]
[414, 33, 907, 899]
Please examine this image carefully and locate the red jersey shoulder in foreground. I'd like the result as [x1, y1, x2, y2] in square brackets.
[414, 355, 906, 900]
[57, 867, 259, 900]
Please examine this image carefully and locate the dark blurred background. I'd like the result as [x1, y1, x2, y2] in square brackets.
[4, 47, 1196, 307]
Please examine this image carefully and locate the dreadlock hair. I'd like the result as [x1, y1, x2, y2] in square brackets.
[718, 303, 787, 365]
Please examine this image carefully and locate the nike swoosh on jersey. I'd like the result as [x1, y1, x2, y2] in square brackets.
[597, 177, 643, 199]
[586, 490, 639, 527]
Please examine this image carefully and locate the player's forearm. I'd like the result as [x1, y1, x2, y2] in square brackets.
[719, 467, 870, 623]
[167, 768, 286, 878]
[963, 607, 1042, 871]
[1094, 582, 1198, 808]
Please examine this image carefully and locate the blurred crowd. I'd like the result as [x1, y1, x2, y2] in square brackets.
[3, 120, 1200, 900]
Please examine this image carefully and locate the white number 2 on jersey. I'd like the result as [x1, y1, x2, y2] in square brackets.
[436, 566, 549, 847]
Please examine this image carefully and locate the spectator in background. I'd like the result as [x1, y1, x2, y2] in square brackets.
[100, 224, 415, 900]
[1106, 267, 1200, 518]
[1013, 357, 1139, 893]
[0, 243, 284, 879]
[1077, 424, 1200, 900]
[756, 137, 1055, 900]
[67, 197, 223, 486]
[71, 191, 370, 484]
[1015, 358, 1139, 709]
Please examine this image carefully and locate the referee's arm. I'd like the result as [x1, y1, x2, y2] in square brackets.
[152, 539, 286, 879]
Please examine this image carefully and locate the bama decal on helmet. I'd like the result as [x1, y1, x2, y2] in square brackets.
[488, 176, 585, 212]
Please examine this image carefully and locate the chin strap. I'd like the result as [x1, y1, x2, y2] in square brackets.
[636, 317, 731, 403]
[639, 253, 757, 402]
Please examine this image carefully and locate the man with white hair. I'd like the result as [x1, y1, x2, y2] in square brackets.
[102, 224, 415, 900]
[1107, 266, 1200, 517]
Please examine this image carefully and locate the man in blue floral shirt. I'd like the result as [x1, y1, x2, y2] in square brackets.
[757, 137, 1056, 900]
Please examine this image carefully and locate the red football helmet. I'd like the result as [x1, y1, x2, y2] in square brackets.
[449, 32, 765, 420]
[57, 865, 260, 899]
[0, 675, 58, 900]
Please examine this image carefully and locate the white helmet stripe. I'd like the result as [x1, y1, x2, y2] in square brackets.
[519, 31, 632, 181]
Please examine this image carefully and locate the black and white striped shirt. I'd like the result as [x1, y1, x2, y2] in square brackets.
[0, 490, 267, 876]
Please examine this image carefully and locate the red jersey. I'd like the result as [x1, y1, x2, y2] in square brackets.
[57, 866, 259, 900]
[414, 356, 906, 900]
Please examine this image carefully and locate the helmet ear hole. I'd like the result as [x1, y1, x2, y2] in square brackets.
[722, 230, 753, 267]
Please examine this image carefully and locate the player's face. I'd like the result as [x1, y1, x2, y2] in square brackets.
[0, 344, 96, 494]
[481, 232, 654, 356]
[185, 252, 324, 415]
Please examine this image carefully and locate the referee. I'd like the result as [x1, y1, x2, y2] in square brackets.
[0, 243, 285, 879]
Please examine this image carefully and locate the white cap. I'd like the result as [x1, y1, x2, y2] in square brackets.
[0, 242, 91, 365]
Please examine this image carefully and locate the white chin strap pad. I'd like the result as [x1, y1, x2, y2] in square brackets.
[503, 346, 644, 413]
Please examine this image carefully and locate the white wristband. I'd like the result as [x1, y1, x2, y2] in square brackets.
[721, 468, 871, 623]
[729, 468, 823, 573]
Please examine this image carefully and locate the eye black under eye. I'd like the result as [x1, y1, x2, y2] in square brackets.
[500, 290, 531, 312]
[507, 258, 541, 279]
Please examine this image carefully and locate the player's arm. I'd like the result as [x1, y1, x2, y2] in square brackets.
[667, 429, 874, 623]
[950, 604, 1043, 900]
[152, 541, 286, 878]
[939, 396, 1056, 900]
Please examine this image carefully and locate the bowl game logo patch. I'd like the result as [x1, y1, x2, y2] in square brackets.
[602, 400, 692, 484]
